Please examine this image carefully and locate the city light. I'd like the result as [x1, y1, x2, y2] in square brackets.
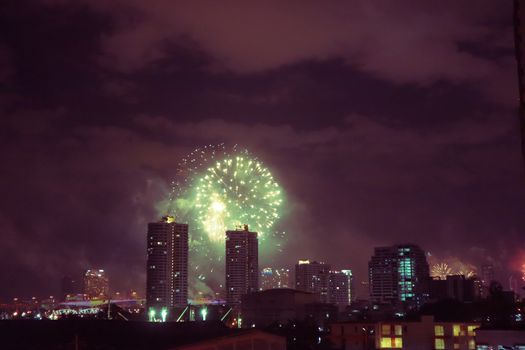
[201, 307, 208, 321]
[161, 308, 168, 322]
[148, 308, 156, 322]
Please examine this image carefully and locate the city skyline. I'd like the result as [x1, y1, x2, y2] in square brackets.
[1, 1, 525, 301]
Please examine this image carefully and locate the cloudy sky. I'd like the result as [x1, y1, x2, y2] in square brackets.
[1, 0, 524, 299]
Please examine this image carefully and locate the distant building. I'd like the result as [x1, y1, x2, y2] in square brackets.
[61, 275, 81, 301]
[368, 244, 429, 307]
[430, 275, 481, 302]
[146, 215, 188, 316]
[225, 225, 258, 306]
[341, 269, 355, 302]
[329, 271, 350, 306]
[241, 289, 337, 328]
[329, 315, 479, 350]
[295, 260, 331, 303]
[481, 264, 494, 298]
[84, 269, 109, 299]
[260, 267, 290, 290]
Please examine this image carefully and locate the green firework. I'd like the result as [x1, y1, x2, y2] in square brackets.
[193, 155, 282, 242]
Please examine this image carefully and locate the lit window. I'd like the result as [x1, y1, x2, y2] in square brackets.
[435, 325, 444, 336]
[381, 325, 391, 335]
[453, 325, 460, 336]
[467, 325, 477, 336]
[380, 337, 392, 348]
[468, 339, 475, 350]
[393, 337, 403, 348]
[435, 338, 445, 349]
[394, 325, 402, 336]
[454, 344, 459, 349]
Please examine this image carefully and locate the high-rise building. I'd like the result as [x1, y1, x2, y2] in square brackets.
[328, 271, 349, 306]
[61, 275, 81, 301]
[481, 264, 494, 298]
[84, 269, 109, 299]
[341, 269, 355, 303]
[225, 225, 258, 306]
[146, 216, 188, 315]
[295, 260, 331, 303]
[369, 244, 429, 307]
[481, 264, 494, 286]
[260, 267, 291, 290]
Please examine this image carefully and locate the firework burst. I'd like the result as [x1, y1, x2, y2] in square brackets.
[431, 263, 452, 280]
[164, 144, 285, 297]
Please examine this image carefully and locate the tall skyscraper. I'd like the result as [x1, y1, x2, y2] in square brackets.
[480, 264, 494, 298]
[369, 244, 429, 307]
[295, 260, 331, 303]
[225, 225, 258, 305]
[328, 271, 349, 306]
[260, 267, 291, 290]
[341, 269, 355, 303]
[84, 269, 109, 299]
[146, 216, 188, 315]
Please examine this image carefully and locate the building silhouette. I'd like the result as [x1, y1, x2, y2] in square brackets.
[225, 225, 258, 306]
[369, 244, 429, 307]
[146, 215, 188, 315]
[295, 260, 331, 303]
[61, 275, 81, 301]
[84, 269, 109, 299]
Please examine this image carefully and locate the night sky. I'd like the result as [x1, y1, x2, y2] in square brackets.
[1, 0, 524, 300]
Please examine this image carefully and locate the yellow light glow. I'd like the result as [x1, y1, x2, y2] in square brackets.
[380, 337, 392, 348]
[453, 324, 460, 337]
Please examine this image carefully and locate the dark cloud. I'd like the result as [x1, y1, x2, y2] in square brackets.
[0, 0, 524, 299]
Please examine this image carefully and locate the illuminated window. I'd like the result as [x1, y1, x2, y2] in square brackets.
[394, 325, 403, 336]
[467, 325, 477, 336]
[381, 325, 391, 335]
[393, 337, 403, 348]
[380, 337, 392, 348]
[468, 339, 475, 350]
[453, 324, 460, 336]
[435, 339, 445, 350]
[454, 344, 459, 349]
[434, 325, 444, 336]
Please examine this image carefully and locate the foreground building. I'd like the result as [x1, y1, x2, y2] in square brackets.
[146, 216, 188, 317]
[241, 288, 337, 328]
[225, 225, 258, 306]
[84, 269, 109, 299]
[475, 327, 525, 349]
[329, 315, 479, 350]
[295, 260, 331, 303]
[369, 244, 430, 307]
